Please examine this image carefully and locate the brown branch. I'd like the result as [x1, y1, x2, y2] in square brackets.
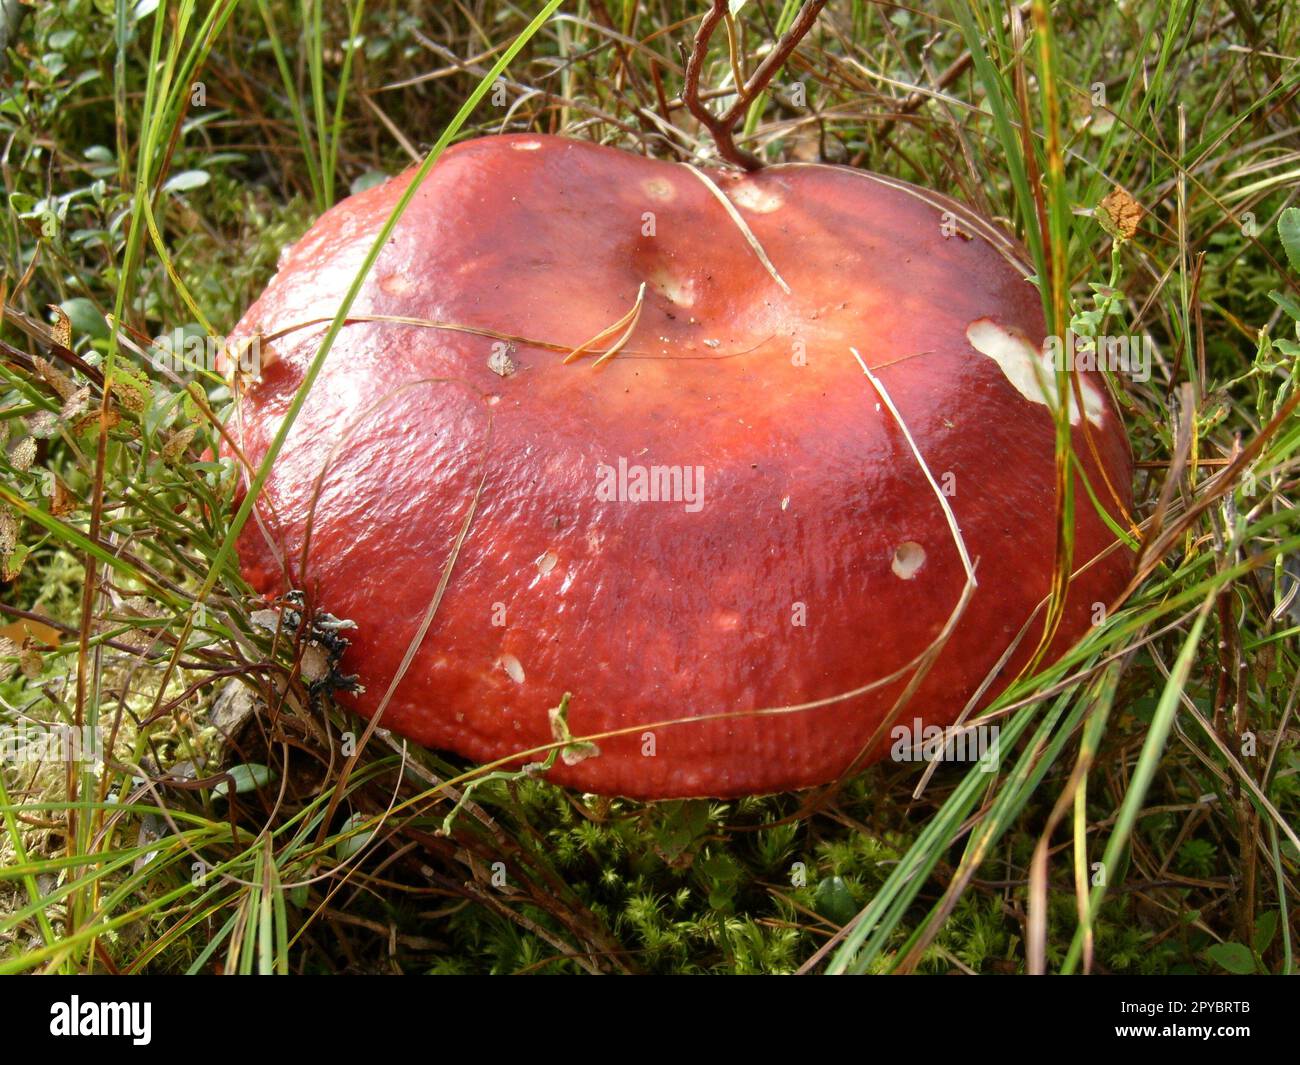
[683, 0, 827, 170]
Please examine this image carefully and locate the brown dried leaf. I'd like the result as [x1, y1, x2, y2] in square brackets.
[0, 509, 17, 555]
[73, 408, 119, 436]
[0, 638, 18, 683]
[60, 385, 90, 421]
[8, 436, 36, 472]
[47, 474, 73, 517]
[0, 618, 61, 648]
[161, 423, 198, 464]
[1098, 187, 1143, 240]
[2, 545, 27, 582]
[33, 355, 76, 401]
[25, 411, 60, 439]
[109, 372, 148, 414]
[47, 304, 72, 348]
[19, 647, 42, 680]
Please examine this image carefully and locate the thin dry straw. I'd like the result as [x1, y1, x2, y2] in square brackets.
[256, 309, 768, 363]
[830, 347, 979, 780]
[681, 163, 792, 295]
[562, 282, 647, 365]
[780, 162, 1035, 277]
[592, 283, 647, 367]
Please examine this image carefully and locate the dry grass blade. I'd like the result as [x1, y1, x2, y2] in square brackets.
[682, 163, 792, 294]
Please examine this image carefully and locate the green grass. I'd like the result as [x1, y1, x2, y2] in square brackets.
[0, 0, 1297, 974]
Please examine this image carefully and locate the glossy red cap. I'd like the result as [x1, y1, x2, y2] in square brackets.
[229, 134, 1133, 798]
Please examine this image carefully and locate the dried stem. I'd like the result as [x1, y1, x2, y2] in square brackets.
[682, 0, 827, 170]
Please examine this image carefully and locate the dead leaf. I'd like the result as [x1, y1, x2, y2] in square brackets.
[1098, 187, 1143, 240]
[109, 371, 148, 414]
[18, 647, 41, 679]
[2, 545, 28, 582]
[8, 436, 35, 471]
[33, 355, 76, 401]
[0, 617, 61, 648]
[47, 304, 71, 348]
[61, 385, 90, 421]
[47, 474, 73, 516]
[73, 408, 119, 436]
[0, 509, 17, 555]
[161, 424, 198, 464]
[25, 411, 60, 439]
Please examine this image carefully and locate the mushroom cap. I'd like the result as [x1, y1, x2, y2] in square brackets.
[229, 134, 1133, 799]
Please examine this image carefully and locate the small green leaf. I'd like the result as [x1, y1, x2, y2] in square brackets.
[653, 800, 711, 865]
[335, 812, 373, 861]
[1253, 910, 1278, 955]
[212, 763, 275, 798]
[1279, 208, 1300, 272]
[59, 298, 109, 340]
[1204, 941, 1255, 974]
[162, 170, 210, 194]
[350, 170, 389, 195]
[1268, 290, 1300, 322]
[814, 875, 858, 926]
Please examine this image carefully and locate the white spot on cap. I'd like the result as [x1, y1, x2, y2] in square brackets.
[380, 274, 414, 296]
[648, 266, 696, 308]
[891, 542, 926, 580]
[642, 177, 675, 203]
[535, 550, 558, 576]
[729, 181, 783, 214]
[512, 140, 543, 151]
[966, 318, 1105, 427]
[498, 654, 525, 684]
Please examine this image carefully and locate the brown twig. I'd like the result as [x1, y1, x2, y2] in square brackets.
[682, 0, 827, 170]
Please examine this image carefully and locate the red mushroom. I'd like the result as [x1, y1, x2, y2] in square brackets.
[228, 134, 1133, 799]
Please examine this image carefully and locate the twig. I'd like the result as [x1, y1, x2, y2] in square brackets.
[682, 0, 827, 170]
